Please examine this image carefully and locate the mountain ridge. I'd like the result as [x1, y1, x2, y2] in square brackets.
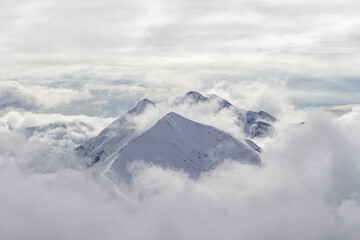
[76, 91, 276, 182]
[104, 111, 261, 182]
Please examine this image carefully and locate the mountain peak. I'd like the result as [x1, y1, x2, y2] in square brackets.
[127, 98, 155, 115]
[185, 91, 208, 102]
[107, 111, 260, 181]
[173, 91, 208, 105]
[176, 91, 232, 110]
[157, 111, 191, 131]
[258, 111, 276, 122]
[164, 111, 182, 119]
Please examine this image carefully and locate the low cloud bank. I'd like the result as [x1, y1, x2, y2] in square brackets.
[0, 107, 360, 239]
[0, 81, 90, 112]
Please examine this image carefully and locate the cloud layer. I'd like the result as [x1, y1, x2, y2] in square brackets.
[0, 102, 360, 239]
[1, 0, 360, 113]
[0, 81, 90, 112]
[1, 0, 360, 74]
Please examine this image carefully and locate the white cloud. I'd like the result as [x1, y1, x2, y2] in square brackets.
[0, 110, 114, 151]
[0, 104, 360, 239]
[84, 84, 147, 92]
[1, 0, 360, 106]
[0, 81, 90, 111]
[330, 104, 360, 111]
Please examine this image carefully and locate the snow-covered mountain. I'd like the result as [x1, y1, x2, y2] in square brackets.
[175, 91, 276, 138]
[107, 112, 260, 182]
[174, 91, 232, 110]
[76, 92, 274, 182]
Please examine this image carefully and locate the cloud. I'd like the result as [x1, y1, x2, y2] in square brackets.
[330, 104, 360, 111]
[0, 105, 360, 239]
[1, 0, 360, 113]
[0, 110, 114, 151]
[0, 81, 90, 112]
[84, 84, 147, 92]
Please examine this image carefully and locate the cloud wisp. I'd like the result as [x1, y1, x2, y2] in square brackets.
[0, 81, 90, 112]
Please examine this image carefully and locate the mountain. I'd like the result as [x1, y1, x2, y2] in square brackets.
[95, 112, 261, 182]
[127, 98, 155, 115]
[174, 91, 276, 138]
[240, 110, 276, 138]
[75, 99, 156, 166]
[76, 92, 275, 182]
[174, 91, 232, 110]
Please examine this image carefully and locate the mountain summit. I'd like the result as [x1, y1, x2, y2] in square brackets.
[174, 91, 231, 110]
[174, 91, 276, 138]
[127, 98, 155, 115]
[84, 111, 260, 182]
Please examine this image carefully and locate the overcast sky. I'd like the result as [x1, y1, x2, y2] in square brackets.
[1, 0, 360, 116]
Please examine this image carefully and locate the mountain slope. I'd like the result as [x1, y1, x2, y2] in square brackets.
[75, 99, 156, 166]
[106, 112, 260, 182]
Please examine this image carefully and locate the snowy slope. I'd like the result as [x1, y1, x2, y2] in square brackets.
[239, 110, 276, 138]
[75, 99, 156, 166]
[106, 112, 260, 181]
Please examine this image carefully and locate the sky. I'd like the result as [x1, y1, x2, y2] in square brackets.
[1, 0, 360, 117]
[1, 1, 360, 239]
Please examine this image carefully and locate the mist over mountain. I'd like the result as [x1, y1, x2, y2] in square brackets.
[75, 91, 272, 183]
